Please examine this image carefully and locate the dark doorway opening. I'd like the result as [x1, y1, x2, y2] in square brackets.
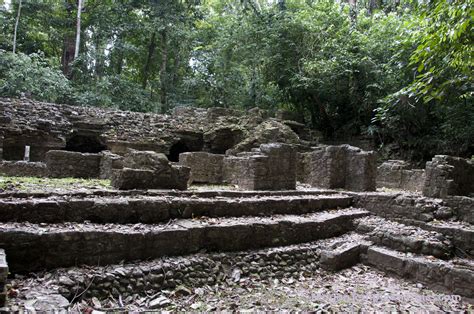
[2, 144, 25, 161]
[167, 141, 190, 162]
[65, 132, 106, 153]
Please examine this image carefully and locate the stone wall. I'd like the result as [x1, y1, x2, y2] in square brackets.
[99, 151, 124, 179]
[423, 155, 474, 198]
[299, 145, 376, 191]
[111, 150, 190, 190]
[377, 160, 425, 192]
[0, 161, 48, 177]
[179, 152, 225, 184]
[224, 143, 297, 190]
[45, 150, 101, 178]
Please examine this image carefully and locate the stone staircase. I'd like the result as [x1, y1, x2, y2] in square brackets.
[0, 190, 472, 310]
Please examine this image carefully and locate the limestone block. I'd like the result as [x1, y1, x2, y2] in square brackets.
[179, 152, 225, 184]
[46, 150, 101, 178]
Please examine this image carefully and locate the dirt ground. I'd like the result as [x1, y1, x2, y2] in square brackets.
[63, 265, 473, 312]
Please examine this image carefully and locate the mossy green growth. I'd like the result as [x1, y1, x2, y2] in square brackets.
[0, 176, 111, 192]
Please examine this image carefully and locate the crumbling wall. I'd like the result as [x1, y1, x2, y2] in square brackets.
[99, 151, 124, 179]
[224, 143, 296, 190]
[423, 155, 474, 198]
[179, 152, 224, 184]
[111, 150, 190, 190]
[299, 145, 376, 191]
[377, 160, 425, 192]
[0, 161, 48, 177]
[46, 150, 101, 178]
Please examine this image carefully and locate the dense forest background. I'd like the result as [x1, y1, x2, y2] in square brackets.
[0, 0, 472, 160]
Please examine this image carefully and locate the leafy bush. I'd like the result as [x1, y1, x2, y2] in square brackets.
[0, 50, 71, 103]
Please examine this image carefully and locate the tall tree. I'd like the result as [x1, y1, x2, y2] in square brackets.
[12, 0, 22, 53]
[74, 0, 83, 59]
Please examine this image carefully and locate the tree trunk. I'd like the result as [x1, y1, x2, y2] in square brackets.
[12, 0, 22, 54]
[159, 29, 168, 113]
[74, 0, 83, 59]
[61, 1, 75, 77]
[142, 32, 156, 89]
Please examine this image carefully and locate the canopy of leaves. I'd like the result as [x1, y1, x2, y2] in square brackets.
[0, 0, 472, 160]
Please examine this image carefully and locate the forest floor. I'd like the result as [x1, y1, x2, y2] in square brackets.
[0, 176, 111, 194]
[64, 265, 472, 312]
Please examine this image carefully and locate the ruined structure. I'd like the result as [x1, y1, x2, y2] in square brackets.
[0, 97, 473, 311]
[111, 150, 190, 190]
[298, 145, 376, 191]
[423, 155, 474, 198]
[377, 160, 425, 192]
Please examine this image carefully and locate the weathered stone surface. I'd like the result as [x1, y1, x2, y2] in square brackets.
[99, 151, 124, 179]
[179, 152, 225, 184]
[0, 194, 352, 223]
[444, 196, 474, 224]
[46, 150, 101, 178]
[300, 145, 376, 191]
[224, 143, 297, 190]
[110, 150, 190, 190]
[24, 294, 69, 312]
[376, 160, 425, 192]
[228, 120, 300, 155]
[0, 161, 47, 177]
[423, 155, 474, 198]
[320, 241, 361, 271]
[355, 216, 452, 259]
[365, 246, 474, 298]
[111, 167, 189, 190]
[0, 98, 311, 163]
[0, 208, 369, 272]
[203, 126, 244, 154]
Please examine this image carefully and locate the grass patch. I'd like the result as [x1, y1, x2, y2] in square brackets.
[0, 176, 111, 192]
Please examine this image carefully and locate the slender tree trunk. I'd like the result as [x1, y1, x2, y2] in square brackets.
[142, 32, 156, 89]
[74, 0, 83, 59]
[159, 29, 168, 113]
[12, 0, 22, 54]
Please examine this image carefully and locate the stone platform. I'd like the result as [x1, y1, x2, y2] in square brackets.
[0, 188, 472, 311]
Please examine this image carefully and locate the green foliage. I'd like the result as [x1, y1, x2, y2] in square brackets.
[374, 0, 474, 159]
[0, 0, 472, 160]
[0, 50, 71, 102]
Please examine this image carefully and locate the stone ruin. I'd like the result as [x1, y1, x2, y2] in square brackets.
[0, 97, 473, 311]
[377, 160, 426, 192]
[298, 145, 376, 191]
[423, 155, 474, 198]
[111, 150, 190, 190]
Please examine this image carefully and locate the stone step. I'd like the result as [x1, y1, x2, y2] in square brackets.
[364, 246, 474, 298]
[0, 208, 369, 272]
[0, 194, 353, 224]
[0, 189, 338, 200]
[3, 233, 368, 311]
[355, 216, 453, 259]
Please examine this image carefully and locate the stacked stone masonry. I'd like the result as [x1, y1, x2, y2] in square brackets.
[111, 150, 190, 190]
[224, 143, 297, 190]
[376, 160, 425, 192]
[45, 150, 102, 179]
[423, 155, 474, 198]
[299, 145, 376, 191]
[179, 152, 224, 184]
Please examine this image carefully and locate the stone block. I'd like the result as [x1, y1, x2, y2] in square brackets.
[377, 160, 425, 192]
[111, 166, 190, 191]
[99, 151, 124, 179]
[320, 241, 361, 271]
[45, 150, 101, 178]
[179, 152, 225, 184]
[0, 161, 48, 177]
[299, 145, 376, 191]
[224, 143, 296, 190]
[423, 155, 474, 198]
